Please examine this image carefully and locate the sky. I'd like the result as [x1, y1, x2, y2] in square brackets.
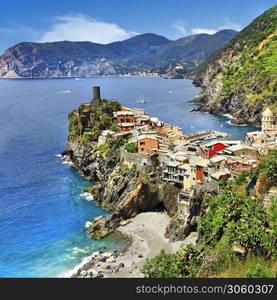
[0, 0, 275, 54]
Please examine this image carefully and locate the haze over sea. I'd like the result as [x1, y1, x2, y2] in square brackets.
[0, 77, 256, 277]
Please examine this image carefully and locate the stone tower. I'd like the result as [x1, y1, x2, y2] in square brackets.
[262, 108, 274, 133]
[91, 86, 101, 106]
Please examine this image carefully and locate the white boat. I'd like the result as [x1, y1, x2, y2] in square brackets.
[136, 99, 145, 104]
[75, 78, 80, 80]
[168, 90, 175, 94]
[63, 88, 74, 93]
[136, 95, 146, 104]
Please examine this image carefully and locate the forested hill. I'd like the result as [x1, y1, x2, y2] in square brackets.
[192, 5, 277, 126]
[0, 30, 237, 78]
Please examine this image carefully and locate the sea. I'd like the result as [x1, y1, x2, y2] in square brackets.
[0, 76, 257, 277]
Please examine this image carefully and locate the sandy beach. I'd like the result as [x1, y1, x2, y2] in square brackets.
[70, 211, 197, 278]
[110, 211, 184, 278]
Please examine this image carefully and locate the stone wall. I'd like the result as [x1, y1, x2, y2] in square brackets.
[120, 148, 154, 171]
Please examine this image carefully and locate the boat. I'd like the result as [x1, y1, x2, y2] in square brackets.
[136, 99, 145, 104]
[75, 78, 80, 80]
[168, 90, 176, 94]
[136, 95, 146, 104]
[63, 88, 74, 93]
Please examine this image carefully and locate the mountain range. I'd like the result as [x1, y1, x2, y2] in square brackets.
[0, 30, 237, 78]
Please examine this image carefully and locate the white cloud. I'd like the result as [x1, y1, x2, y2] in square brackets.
[218, 17, 242, 31]
[191, 28, 217, 35]
[172, 20, 187, 37]
[191, 18, 242, 35]
[39, 13, 137, 44]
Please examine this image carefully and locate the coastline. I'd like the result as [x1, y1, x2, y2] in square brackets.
[68, 212, 197, 278]
[0, 73, 164, 80]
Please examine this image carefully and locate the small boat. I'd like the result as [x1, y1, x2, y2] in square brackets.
[136, 99, 145, 104]
[136, 95, 146, 104]
[168, 90, 176, 94]
[63, 88, 74, 93]
[75, 78, 80, 80]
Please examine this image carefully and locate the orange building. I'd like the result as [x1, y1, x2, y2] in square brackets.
[156, 123, 182, 135]
[137, 135, 159, 155]
[116, 111, 135, 124]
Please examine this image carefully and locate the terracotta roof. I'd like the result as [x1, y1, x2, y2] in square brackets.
[137, 135, 158, 141]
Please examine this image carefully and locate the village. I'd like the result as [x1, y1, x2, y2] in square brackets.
[90, 86, 277, 217]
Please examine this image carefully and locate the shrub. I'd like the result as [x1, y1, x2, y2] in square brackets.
[142, 245, 204, 278]
[258, 150, 277, 185]
[244, 263, 275, 278]
[142, 249, 183, 278]
[198, 181, 273, 255]
[82, 132, 92, 142]
[125, 143, 136, 153]
[242, 255, 276, 278]
[109, 124, 120, 132]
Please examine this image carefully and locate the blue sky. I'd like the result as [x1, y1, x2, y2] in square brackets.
[0, 0, 275, 54]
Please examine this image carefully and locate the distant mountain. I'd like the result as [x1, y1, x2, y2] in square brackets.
[153, 29, 238, 77]
[192, 5, 277, 126]
[0, 30, 237, 78]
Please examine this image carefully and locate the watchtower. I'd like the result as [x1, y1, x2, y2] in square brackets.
[91, 86, 101, 106]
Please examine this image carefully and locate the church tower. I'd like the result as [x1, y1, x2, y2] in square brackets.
[262, 108, 274, 133]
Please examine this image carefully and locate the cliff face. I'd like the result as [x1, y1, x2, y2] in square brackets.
[66, 136, 179, 219]
[0, 43, 118, 78]
[65, 99, 180, 238]
[192, 6, 277, 126]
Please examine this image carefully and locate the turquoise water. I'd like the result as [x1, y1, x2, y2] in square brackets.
[0, 77, 256, 277]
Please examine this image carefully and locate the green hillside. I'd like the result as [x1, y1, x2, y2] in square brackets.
[194, 5, 277, 125]
[142, 150, 277, 278]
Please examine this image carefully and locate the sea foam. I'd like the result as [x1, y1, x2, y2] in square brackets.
[80, 192, 94, 201]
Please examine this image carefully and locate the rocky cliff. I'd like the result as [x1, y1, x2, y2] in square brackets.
[192, 5, 277, 126]
[64, 98, 180, 239]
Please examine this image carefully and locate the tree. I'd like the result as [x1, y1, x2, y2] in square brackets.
[142, 250, 183, 278]
[125, 143, 136, 153]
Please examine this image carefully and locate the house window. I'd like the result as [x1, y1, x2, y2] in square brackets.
[140, 142, 145, 145]
[141, 148, 144, 152]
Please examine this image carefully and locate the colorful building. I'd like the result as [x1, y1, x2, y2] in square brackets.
[199, 141, 228, 158]
[114, 111, 135, 132]
[137, 135, 159, 155]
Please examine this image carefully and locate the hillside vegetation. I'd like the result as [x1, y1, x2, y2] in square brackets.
[193, 5, 277, 126]
[142, 150, 277, 278]
[0, 31, 237, 78]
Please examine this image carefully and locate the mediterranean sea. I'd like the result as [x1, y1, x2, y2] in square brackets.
[0, 76, 256, 277]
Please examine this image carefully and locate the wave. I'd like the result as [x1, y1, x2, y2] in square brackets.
[59, 253, 94, 278]
[222, 113, 234, 119]
[85, 221, 92, 228]
[56, 153, 73, 165]
[62, 160, 73, 166]
[59, 248, 102, 278]
[80, 192, 94, 201]
[226, 120, 247, 127]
